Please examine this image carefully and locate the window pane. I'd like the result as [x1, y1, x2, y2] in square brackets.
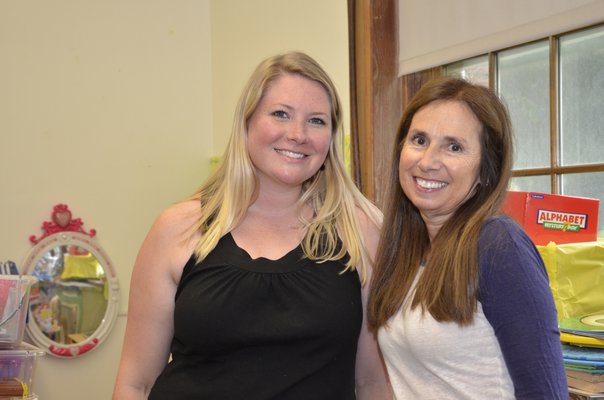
[509, 175, 551, 194]
[559, 25, 604, 166]
[561, 172, 604, 239]
[445, 55, 489, 86]
[497, 41, 550, 170]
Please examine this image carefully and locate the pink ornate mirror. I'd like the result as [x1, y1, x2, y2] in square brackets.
[23, 204, 119, 358]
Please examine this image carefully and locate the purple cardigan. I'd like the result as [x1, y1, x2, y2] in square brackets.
[478, 216, 568, 399]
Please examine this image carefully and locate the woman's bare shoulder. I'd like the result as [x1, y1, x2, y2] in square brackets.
[142, 200, 202, 253]
[355, 203, 382, 234]
[137, 199, 201, 283]
[154, 199, 201, 229]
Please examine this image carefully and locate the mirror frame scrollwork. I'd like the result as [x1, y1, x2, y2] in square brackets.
[23, 204, 119, 358]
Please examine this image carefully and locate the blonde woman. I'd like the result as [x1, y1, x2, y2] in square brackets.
[113, 52, 391, 400]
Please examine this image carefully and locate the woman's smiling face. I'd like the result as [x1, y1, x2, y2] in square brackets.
[399, 100, 483, 232]
[246, 73, 332, 190]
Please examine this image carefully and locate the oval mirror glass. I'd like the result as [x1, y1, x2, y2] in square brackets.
[23, 205, 119, 357]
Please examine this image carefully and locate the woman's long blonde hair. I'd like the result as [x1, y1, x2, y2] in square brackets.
[187, 51, 381, 283]
[368, 77, 513, 329]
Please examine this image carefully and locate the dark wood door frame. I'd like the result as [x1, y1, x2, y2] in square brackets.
[348, 0, 401, 206]
[348, 0, 441, 205]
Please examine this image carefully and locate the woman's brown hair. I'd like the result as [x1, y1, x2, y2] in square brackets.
[368, 76, 513, 329]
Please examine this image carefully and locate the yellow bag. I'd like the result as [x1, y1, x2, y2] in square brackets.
[538, 241, 604, 321]
[60, 253, 105, 280]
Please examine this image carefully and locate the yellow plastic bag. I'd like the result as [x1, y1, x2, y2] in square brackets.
[60, 253, 105, 280]
[538, 241, 604, 321]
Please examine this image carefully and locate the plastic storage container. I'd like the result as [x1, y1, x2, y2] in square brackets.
[0, 342, 44, 399]
[0, 276, 37, 347]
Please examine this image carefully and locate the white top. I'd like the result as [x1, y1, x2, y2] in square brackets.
[378, 285, 515, 399]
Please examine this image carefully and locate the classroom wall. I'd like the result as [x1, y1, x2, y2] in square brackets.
[0, 1, 349, 399]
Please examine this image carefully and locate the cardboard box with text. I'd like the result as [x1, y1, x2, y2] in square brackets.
[501, 191, 599, 245]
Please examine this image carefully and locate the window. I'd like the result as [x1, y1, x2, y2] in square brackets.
[445, 24, 604, 238]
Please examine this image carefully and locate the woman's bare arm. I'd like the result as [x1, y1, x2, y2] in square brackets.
[113, 201, 199, 399]
[354, 209, 393, 400]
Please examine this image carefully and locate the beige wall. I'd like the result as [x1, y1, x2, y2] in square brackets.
[210, 0, 351, 154]
[0, 1, 349, 399]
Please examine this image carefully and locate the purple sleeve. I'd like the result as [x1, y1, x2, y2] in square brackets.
[478, 216, 568, 399]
